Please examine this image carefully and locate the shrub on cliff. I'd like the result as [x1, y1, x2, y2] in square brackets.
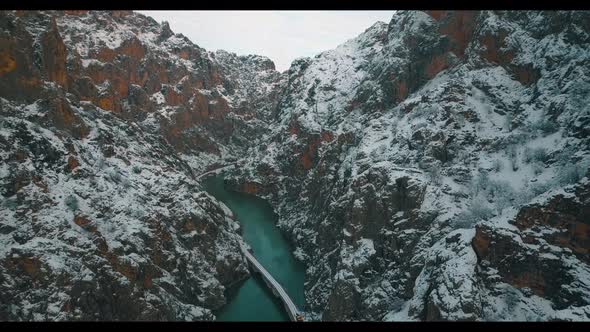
[64, 194, 79, 211]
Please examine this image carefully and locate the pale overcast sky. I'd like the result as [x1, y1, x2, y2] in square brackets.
[139, 11, 395, 72]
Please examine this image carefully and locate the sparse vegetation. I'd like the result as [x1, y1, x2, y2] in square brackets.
[528, 181, 552, 197]
[121, 176, 132, 189]
[107, 167, 122, 183]
[523, 147, 533, 164]
[532, 162, 544, 176]
[456, 170, 520, 228]
[504, 113, 513, 132]
[471, 171, 490, 195]
[428, 164, 442, 185]
[531, 118, 559, 135]
[555, 144, 576, 163]
[65, 194, 79, 211]
[2, 197, 18, 211]
[132, 165, 142, 174]
[508, 145, 519, 171]
[454, 197, 494, 229]
[125, 206, 145, 219]
[505, 289, 521, 311]
[96, 156, 106, 169]
[488, 179, 517, 212]
[408, 105, 438, 121]
[492, 159, 503, 172]
[31, 122, 42, 133]
[558, 163, 586, 185]
[532, 147, 548, 163]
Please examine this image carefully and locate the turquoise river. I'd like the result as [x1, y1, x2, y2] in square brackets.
[203, 175, 305, 321]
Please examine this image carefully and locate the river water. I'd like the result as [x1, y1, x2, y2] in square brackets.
[203, 175, 305, 321]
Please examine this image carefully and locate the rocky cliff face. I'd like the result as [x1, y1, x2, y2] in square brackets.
[1, 10, 281, 165]
[0, 10, 281, 320]
[226, 10, 590, 321]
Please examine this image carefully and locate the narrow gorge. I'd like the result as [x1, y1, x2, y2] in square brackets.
[0, 10, 589, 321]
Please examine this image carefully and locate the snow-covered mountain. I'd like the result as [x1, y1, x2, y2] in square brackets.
[0, 10, 281, 320]
[1, 10, 589, 321]
[226, 10, 590, 321]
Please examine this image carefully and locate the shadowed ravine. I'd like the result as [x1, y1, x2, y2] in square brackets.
[203, 175, 305, 321]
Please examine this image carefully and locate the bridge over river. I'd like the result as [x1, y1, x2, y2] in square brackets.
[202, 170, 305, 322]
[240, 244, 304, 322]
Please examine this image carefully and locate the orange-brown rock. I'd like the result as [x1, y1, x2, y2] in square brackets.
[97, 95, 117, 112]
[17, 76, 42, 94]
[480, 31, 514, 65]
[509, 272, 547, 296]
[143, 274, 153, 289]
[44, 97, 90, 139]
[300, 138, 321, 170]
[13, 149, 27, 161]
[427, 10, 447, 21]
[471, 226, 491, 260]
[63, 10, 89, 16]
[41, 17, 68, 88]
[119, 37, 145, 62]
[61, 301, 72, 313]
[321, 130, 334, 143]
[394, 80, 409, 103]
[511, 63, 541, 86]
[192, 91, 210, 120]
[31, 175, 48, 193]
[478, 28, 540, 86]
[162, 113, 222, 154]
[345, 99, 358, 112]
[0, 51, 16, 75]
[512, 184, 590, 263]
[95, 47, 118, 63]
[183, 219, 196, 233]
[471, 225, 559, 297]
[74, 215, 97, 233]
[174, 46, 202, 62]
[67, 155, 80, 171]
[472, 181, 589, 302]
[300, 147, 315, 170]
[209, 96, 230, 120]
[11, 173, 30, 195]
[208, 65, 223, 86]
[242, 181, 261, 194]
[164, 87, 183, 106]
[13, 11, 28, 17]
[73, 76, 99, 102]
[110, 11, 132, 18]
[178, 50, 190, 60]
[17, 256, 42, 280]
[112, 77, 130, 100]
[0, 27, 43, 101]
[113, 259, 138, 282]
[86, 38, 146, 109]
[425, 53, 450, 79]
[85, 62, 109, 84]
[436, 11, 477, 58]
[141, 60, 171, 94]
[288, 119, 300, 135]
